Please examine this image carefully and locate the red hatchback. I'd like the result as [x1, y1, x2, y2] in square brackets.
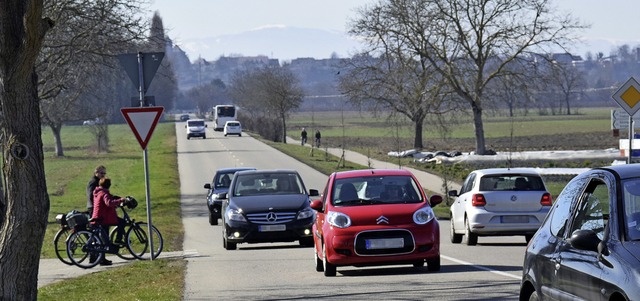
[311, 169, 443, 276]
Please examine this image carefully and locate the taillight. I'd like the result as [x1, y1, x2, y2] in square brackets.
[471, 194, 486, 206]
[540, 192, 553, 206]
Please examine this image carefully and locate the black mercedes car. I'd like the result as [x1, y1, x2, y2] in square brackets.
[220, 169, 319, 250]
[520, 164, 640, 301]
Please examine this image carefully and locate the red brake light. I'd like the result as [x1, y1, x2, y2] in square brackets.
[540, 192, 553, 206]
[471, 194, 486, 206]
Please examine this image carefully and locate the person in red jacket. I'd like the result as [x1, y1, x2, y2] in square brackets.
[91, 177, 126, 265]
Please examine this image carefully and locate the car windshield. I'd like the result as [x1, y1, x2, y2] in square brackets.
[188, 120, 205, 127]
[332, 175, 423, 206]
[622, 178, 640, 241]
[233, 173, 304, 196]
[214, 172, 235, 189]
[479, 174, 545, 191]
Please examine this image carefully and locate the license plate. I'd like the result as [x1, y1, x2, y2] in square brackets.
[365, 238, 404, 249]
[501, 215, 529, 223]
[259, 224, 286, 232]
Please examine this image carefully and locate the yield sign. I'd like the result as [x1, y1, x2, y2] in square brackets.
[121, 107, 164, 150]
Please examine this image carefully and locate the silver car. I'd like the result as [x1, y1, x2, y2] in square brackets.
[447, 168, 552, 245]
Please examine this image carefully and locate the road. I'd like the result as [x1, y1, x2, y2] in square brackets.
[178, 122, 526, 300]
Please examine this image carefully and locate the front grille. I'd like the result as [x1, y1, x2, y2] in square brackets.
[355, 229, 415, 256]
[246, 211, 296, 224]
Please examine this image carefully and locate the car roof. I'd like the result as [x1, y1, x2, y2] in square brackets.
[225, 120, 240, 124]
[333, 169, 413, 179]
[598, 164, 640, 180]
[188, 119, 205, 122]
[472, 168, 542, 176]
[215, 167, 256, 174]
[235, 169, 300, 176]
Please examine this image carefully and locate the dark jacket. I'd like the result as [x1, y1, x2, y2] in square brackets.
[86, 175, 100, 210]
[92, 187, 124, 226]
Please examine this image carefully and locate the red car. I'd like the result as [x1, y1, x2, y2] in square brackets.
[311, 169, 443, 276]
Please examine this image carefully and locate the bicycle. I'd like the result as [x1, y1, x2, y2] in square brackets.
[65, 217, 121, 269]
[53, 210, 90, 265]
[108, 197, 163, 260]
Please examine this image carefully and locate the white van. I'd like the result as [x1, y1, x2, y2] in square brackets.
[186, 119, 207, 139]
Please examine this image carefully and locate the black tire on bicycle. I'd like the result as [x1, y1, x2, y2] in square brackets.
[126, 222, 163, 260]
[53, 227, 73, 265]
[110, 225, 135, 260]
[67, 230, 103, 269]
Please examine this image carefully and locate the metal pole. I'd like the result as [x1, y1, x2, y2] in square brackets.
[628, 116, 633, 164]
[137, 52, 155, 260]
[137, 52, 145, 107]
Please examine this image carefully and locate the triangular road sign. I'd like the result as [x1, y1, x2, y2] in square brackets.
[121, 107, 164, 150]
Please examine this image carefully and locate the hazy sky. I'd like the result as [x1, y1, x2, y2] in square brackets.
[147, 0, 640, 59]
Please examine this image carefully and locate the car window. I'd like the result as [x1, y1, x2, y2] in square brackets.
[460, 173, 476, 194]
[568, 179, 609, 240]
[622, 179, 640, 241]
[214, 172, 235, 189]
[188, 120, 205, 127]
[549, 175, 588, 237]
[479, 175, 545, 191]
[332, 175, 423, 206]
[233, 173, 303, 196]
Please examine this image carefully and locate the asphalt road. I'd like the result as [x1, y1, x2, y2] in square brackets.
[178, 122, 526, 301]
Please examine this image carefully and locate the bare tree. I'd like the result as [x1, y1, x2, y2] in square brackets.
[229, 66, 304, 143]
[351, 0, 584, 154]
[548, 59, 586, 115]
[0, 1, 53, 299]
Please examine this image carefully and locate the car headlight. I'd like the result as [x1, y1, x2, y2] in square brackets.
[413, 206, 436, 225]
[327, 211, 351, 228]
[226, 208, 246, 222]
[297, 207, 315, 220]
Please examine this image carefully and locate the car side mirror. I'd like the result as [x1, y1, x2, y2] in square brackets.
[429, 195, 443, 207]
[569, 229, 600, 252]
[204, 183, 211, 189]
[218, 192, 228, 200]
[309, 189, 319, 197]
[310, 199, 323, 211]
[448, 190, 458, 197]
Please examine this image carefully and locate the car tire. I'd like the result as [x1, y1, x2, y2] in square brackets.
[525, 234, 533, 243]
[223, 234, 236, 250]
[450, 215, 463, 244]
[426, 257, 441, 272]
[203, 135, 206, 139]
[187, 136, 191, 140]
[299, 237, 314, 247]
[209, 213, 218, 226]
[322, 243, 336, 277]
[314, 245, 324, 272]
[412, 260, 425, 267]
[528, 290, 540, 301]
[465, 217, 478, 246]
[238, 133, 242, 137]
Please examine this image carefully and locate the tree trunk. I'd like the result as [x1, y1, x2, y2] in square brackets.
[281, 113, 287, 144]
[51, 123, 64, 157]
[412, 114, 425, 149]
[0, 1, 52, 299]
[471, 101, 487, 155]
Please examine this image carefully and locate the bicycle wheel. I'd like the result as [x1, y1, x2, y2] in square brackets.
[110, 225, 135, 260]
[67, 230, 103, 269]
[53, 227, 73, 265]
[126, 222, 163, 260]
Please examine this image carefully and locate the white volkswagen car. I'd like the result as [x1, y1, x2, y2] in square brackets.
[447, 168, 552, 245]
[223, 121, 242, 137]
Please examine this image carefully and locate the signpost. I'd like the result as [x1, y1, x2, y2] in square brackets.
[612, 77, 640, 163]
[118, 52, 164, 260]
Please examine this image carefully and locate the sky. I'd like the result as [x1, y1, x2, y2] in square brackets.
[147, 0, 640, 60]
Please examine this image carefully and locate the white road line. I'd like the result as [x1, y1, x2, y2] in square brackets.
[442, 255, 521, 280]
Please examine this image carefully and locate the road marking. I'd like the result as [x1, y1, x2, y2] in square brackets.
[442, 255, 521, 280]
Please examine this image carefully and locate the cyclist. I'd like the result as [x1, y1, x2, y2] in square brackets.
[91, 177, 126, 265]
[86, 165, 107, 216]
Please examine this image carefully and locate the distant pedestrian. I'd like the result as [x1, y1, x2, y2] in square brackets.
[301, 128, 308, 145]
[315, 130, 321, 148]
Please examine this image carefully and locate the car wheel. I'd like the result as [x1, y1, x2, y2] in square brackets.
[322, 243, 336, 277]
[187, 136, 191, 140]
[426, 257, 441, 272]
[314, 244, 324, 272]
[528, 290, 540, 301]
[299, 237, 314, 247]
[209, 212, 218, 226]
[450, 215, 463, 244]
[465, 217, 478, 246]
[203, 135, 206, 139]
[224, 134, 227, 137]
[525, 234, 533, 243]
[238, 133, 242, 137]
[223, 232, 236, 250]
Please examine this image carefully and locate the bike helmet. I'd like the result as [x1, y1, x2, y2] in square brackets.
[125, 196, 138, 209]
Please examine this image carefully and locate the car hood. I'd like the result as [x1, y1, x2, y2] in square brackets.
[334, 202, 427, 225]
[230, 194, 309, 213]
